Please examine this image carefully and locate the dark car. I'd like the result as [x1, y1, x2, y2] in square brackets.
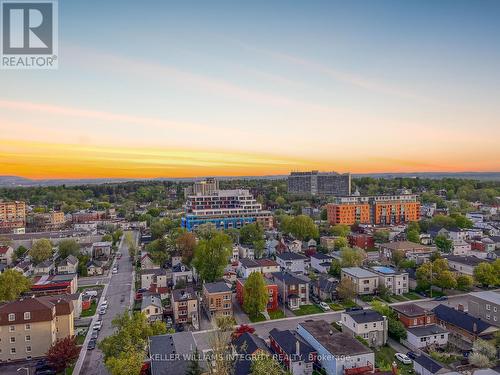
[407, 351, 418, 360]
[175, 324, 185, 332]
[91, 330, 99, 340]
[433, 296, 448, 301]
[35, 363, 52, 371]
[36, 370, 56, 375]
[346, 307, 363, 312]
[36, 359, 47, 367]
[87, 338, 97, 350]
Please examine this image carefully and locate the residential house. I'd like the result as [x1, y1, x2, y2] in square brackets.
[297, 320, 375, 375]
[445, 255, 489, 276]
[289, 240, 302, 253]
[340, 310, 388, 347]
[468, 291, 500, 326]
[406, 325, 449, 349]
[236, 277, 279, 312]
[91, 241, 112, 259]
[255, 258, 279, 274]
[33, 260, 54, 275]
[141, 294, 163, 322]
[0, 245, 14, 265]
[141, 268, 168, 290]
[310, 253, 333, 273]
[86, 260, 104, 276]
[171, 263, 192, 287]
[232, 332, 269, 375]
[320, 236, 337, 251]
[13, 260, 33, 276]
[312, 275, 338, 302]
[57, 255, 78, 274]
[432, 304, 499, 350]
[451, 240, 471, 256]
[348, 234, 375, 250]
[341, 267, 379, 295]
[379, 241, 436, 264]
[271, 272, 309, 310]
[149, 332, 200, 375]
[202, 281, 233, 320]
[171, 287, 198, 328]
[0, 296, 74, 361]
[141, 253, 159, 270]
[269, 328, 316, 375]
[276, 252, 307, 274]
[370, 266, 409, 295]
[413, 355, 448, 375]
[30, 274, 78, 295]
[238, 245, 254, 260]
[239, 258, 261, 278]
[392, 303, 436, 328]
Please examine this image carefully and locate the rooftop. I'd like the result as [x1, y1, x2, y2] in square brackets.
[172, 287, 197, 302]
[269, 328, 316, 362]
[342, 267, 378, 278]
[298, 320, 373, 356]
[150, 332, 198, 375]
[204, 281, 231, 294]
[407, 324, 448, 337]
[381, 241, 434, 251]
[277, 252, 307, 261]
[469, 291, 500, 305]
[392, 303, 430, 317]
[432, 304, 497, 335]
[311, 253, 333, 260]
[272, 272, 309, 285]
[345, 310, 384, 323]
[445, 255, 489, 267]
[413, 355, 443, 374]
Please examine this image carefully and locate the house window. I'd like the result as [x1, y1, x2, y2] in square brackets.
[413, 319, 418, 325]
[25, 335, 31, 342]
[373, 323, 377, 328]
[25, 324, 30, 330]
[426, 317, 431, 323]
[486, 315, 490, 320]
[26, 346, 32, 353]
[8, 313, 15, 322]
[440, 335, 444, 339]
[11, 348, 16, 354]
[364, 324, 368, 329]
[9, 325, 15, 332]
[486, 304, 491, 310]
[10, 337, 15, 343]
[494, 307, 497, 312]
[24, 312, 31, 320]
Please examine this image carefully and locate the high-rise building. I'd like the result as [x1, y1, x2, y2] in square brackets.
[327, 194, 420, 225]
[183, 177, 219, 197]
[0, 200, 26, 232]
[181, 179, 273, 231]
[288, 171, 351, 196]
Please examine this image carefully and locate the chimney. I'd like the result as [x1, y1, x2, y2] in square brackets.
[473, 322, 477, 334]
[296, 340, 300, 357]
[457, 303, 464, 312]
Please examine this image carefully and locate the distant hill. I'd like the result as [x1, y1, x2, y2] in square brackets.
[0, 171, 499, 188]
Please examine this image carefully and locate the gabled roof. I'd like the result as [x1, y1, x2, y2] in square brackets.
[392, 303, 431, 317]
[445, 255, 489, 267]
[432, 304, 496, 335]
[0, 245, 12, 254]
[233, 333, 269, 375]
[311, 253, 333, 260]
[269, 328, 315, 362]
[316, 276, 338, 293]
[413, 355, 443, 374]
[239, 258, 259, 268]
[345, 310, 384, 323]
[149, 332, 198, 375]
[271, 272, 308, 285]
[60, 255, 78, 266]
[276, 252, 307, 261]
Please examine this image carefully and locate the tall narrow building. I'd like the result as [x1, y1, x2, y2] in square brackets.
[288, 171, 351, 196]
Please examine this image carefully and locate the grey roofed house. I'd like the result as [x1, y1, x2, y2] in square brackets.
[272, 271, 309, 285]
[204, 281, 231, 293]
[233, 332, 269, 375]
[392, 303, 429, 317]
[311, 253, 333, 260]
[413, 354, 445, 374]
[432, 305, 497, 335]
[276, 252, 307, 261]
[149, 332, 199, 375]
[60, 255, 78, 266]
[407, 325, 448, 337]
[445, 255, 489, 267]
[172, 263, 190, 272]
[346, 310, 384, 323]
[469, 291, 500, 305]
[316, 275, 338, 293]
[239, 257, 260, 268]
[141, 268, 167, 277]
[342, 267, 378, 278]
[141, 294, 162, 311]
[37, 259, 54, 268]
[298, 320, 373, 356]
[269, 328, 316, 362]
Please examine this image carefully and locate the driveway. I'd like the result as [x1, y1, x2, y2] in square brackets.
[74, 231, 138, 375]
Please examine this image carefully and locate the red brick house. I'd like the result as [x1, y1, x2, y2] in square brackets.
[348, 233, 375, 250]
[392, 303, 436, 328]
[236, 278, 279, 311]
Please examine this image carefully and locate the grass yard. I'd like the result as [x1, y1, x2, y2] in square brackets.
[375, 345, 414, 375]
[77, 284, 104, 293]
[81, 301, 97, 318]
[249, 313, 267, 323]
[429, 351, 461, 365]
[403, 291, 422, 300]
[268, 309, 286, 320]
[329, 303, 345, 311]
[391, 294, 408, 302]
[76, 331, 87, 345]
[360, 295, 374, 302]
[340, 299, 358, 309]
[292, 304, 324, 316]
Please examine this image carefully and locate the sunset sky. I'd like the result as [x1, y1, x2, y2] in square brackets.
[1, 0, 500, 179]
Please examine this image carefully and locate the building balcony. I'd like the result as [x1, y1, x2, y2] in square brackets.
[344, 362, 373, 375]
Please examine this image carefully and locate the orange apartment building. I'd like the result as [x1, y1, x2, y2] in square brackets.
[0, 200, 26, 232]
[327, 195, 420, 225]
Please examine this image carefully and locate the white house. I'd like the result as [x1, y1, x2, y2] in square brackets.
[451, 240, 471, 256]
[238, 245, 254, 260]
[406, 325, 449, 349]
[141, 294, 163, 322]
[341, 310, 388, 347]
[276, 252, 307, 274]
[57, 255, 79, 274]
[310, 253, 333, 273]
[0, 246, 14, 265]
[141, 268, 168, 290]
[171, 263, 193, 287]
[238, 258, 261, 278]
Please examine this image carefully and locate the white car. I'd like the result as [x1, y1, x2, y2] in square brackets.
[319, 302, 331, 311]
[93, 321, 103, 331]
[100, 300, 108, 309]
[395, 353, 412, 365]
[112, 268, 118, 274]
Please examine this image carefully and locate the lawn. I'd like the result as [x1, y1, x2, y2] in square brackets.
[375, 345, 413, 375]
[268, 309, 286, 320]
[249, 313, 267, 323]
[340, 299, 358, 309]
[77, 285, 104, 293]
[360, 295, 374, 302]
[329, 303, 345, 311]
[403, 291, 422, 300]
[429, 351, 461, 365]
[292, 304, 324, 316]
[81, 301, 97, 318]
[391, 294, 408, 302]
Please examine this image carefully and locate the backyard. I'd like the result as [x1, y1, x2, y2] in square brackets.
[81, 300, 97, 318]
[293, 304, 324, 316]
[375, 345, 414, 375]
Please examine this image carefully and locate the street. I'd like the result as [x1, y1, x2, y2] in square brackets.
[75, 231, 138, 375]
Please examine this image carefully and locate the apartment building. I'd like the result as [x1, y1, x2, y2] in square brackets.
[202, 281, 233, 320]
[171, 287, 198, 328]
[468, 291, 500, 326]
[276, 252, 308, 274]
[327, 195, 420, 226]
[340, 310, 388, 347]
[0, 200, 26, 232]
[341, 267, 379, 295]
[287, 171, 351, 196]
[370, 266, 409, 295]
[181, 179, 273, 231]
[271, 272, 310, 310]
[379, 241, 436, 264]
[28, 211, 66, 231]
[0, 296, 74, 361]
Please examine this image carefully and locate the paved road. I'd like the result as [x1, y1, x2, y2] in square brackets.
[75, 231, 138, 375]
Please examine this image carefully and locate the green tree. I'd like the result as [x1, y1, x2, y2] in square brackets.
[253, 239, 266, 259]
[146, 238, 170, 266]
[391, 249, 405, 268]
[12, 245, 28, 262]
[334, 237, 348, 250]
[194, 222, 218, 240]
[240, 222, 264, 245]
[285, 215, 319, 241]
[192, 232, 232, 282]
[474, 262, 498, 287]
[373, 230, 390, 243]
[434, 235, 453, 253]
[340, 247, 365, 267]
[337, 278, 356, 301]
[469, 339, 497, 368]
[251, 353, 286, 375]
[328, 259, 341, 277]
[0, 269, 32, 302]
[320, 208, 327, 221]
[102, 234, 113, 242]
[407, 229, 420, 243]
[58, 239, 80, 259]
[105, 351, 144, 375]
[243, 272, 268, 318]
[30, 238, 53, 264]
[450, 213, 473, 229]
[435, 270, 457, 291]
[275, 196, 286, 207]
[456, 275, 474, 291]
[331, 224, 350, 237]
[177, 232, 197, 265]
[416, 258, 450, 290]
[186, 347, 202, 375]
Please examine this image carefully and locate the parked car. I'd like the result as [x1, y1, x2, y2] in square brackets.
[319, 302, 331, 311]
[346, 307, 363, 312]
[100, 300, 108, 308]
[395, 353, 412, 365]
[84, 290, 98, 297]
[91, 331, 99, 340]
[87, 339, 97, 350]
[35, 363, 52, 372]
[36, 370, 56, 375]
[407, 351, 418, 360]
[433, 296, 448, 301]
[93, 321, 103, 330]
[112, 267, 118, 274]
[99, 308, 106, 315]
